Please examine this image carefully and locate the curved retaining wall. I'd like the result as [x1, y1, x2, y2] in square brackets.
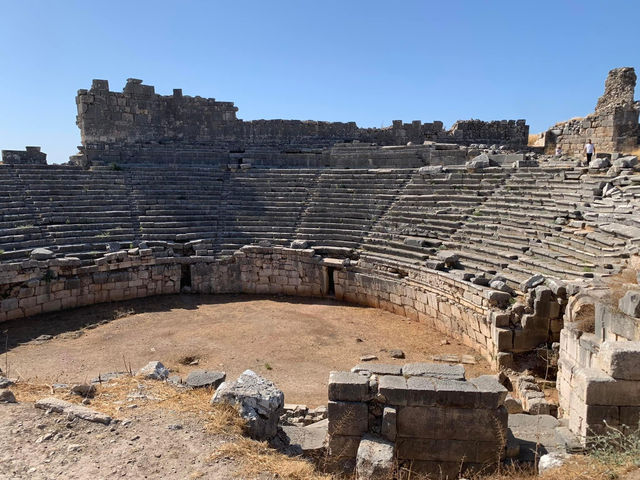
[1, 244, 565, 369]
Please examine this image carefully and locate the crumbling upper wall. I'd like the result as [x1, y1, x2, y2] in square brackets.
[596, 67, 638, 114]
[545, 67, 640, 155]
[75, 78, 529, 165]
[1, 146, 47, 165]
[450, 119, 529, 147]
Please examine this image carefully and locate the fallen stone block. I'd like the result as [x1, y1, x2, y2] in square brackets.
[137, 361, 170, 380]
[185, 370, 226, 389]
[0, 389, 16, 403]
[402, 363, 465, 380]
[618, 291, 640, 318]
[356, 435, 394, 480]
[34, 397, 111, 424]
[211, 369, 284, 440]
[30, 248, 54, 260]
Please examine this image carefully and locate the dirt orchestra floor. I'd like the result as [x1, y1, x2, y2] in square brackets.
[1, 294, 493, 405]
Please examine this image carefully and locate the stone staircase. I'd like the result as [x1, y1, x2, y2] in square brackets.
[1, 165, 138, 261]
[216, 168, 321, 256]
[294, 169, 414, 257]
[128, 166, 225, 246]
[361, 168, 509, 265]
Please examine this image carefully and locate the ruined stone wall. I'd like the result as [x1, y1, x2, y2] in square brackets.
[0, 249, 180, 322]
[1, 147, 47, 165]
[190, 245, 327, 296]
[450, 119, 529, 147]
[545, 67, 639, 155]
[327, 365, 508, 476]
[558, 294, 640, 442]
[74, 78, 529, 166]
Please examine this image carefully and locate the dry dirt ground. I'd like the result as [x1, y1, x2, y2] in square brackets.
[0, 294, 492, 406]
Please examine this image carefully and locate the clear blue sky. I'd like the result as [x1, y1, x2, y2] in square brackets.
[1, 0, 638, 163]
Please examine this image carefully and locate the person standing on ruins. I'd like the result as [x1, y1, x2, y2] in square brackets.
[584, 139, 595, 165]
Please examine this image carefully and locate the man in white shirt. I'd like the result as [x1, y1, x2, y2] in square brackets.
[584, 139, 595, 165]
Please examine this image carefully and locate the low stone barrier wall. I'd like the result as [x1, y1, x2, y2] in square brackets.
[1, 245, 565, 371]
[0, 249, 180, 322]
[327, 363, 508, 476]
[558, 295, 640, 441]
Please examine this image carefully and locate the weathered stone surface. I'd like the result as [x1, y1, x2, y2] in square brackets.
[328, 401, 368, 436]
[34, 397, 111, 424]
[30, 248, 54, 260]
[538, 452, 570, 473]
[618, 291, 640, 318]
[289, 240, 309, 249]
[329, 371, 370, 402]
[418, 165, 443, 175]
[282, 419, 327, 454]
[0, 389, 16, 403]
[504, 394, 523, 414]
[211, 370, 284, 440]
[597, 341, 640, 380]
[520, 274, 545, 292]
[138, 361, 169, 380]
[402, 363, 465, 380]
[352, 364, 403, 376]
[389, 349, 405, 359]
[356, 435, 394, 480]
[70, 384, 96, 398]
[466, 153, 490, 170]
[590, 157, 611, 169]
[381, 407, 397, 441]
[185, 370, 226, 389]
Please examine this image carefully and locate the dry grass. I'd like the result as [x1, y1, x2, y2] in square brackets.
[629, 147, 640, 157]
[605, 259, 640, 309]
[210, 437, 333, 480]
[528, 133, 543, 147]
[11, 375, 214, 419]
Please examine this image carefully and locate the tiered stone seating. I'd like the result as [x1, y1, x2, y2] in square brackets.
[11, 165, 137, 259]
[361, 169, 508, 264]
[0, 166, 46, 261]
[217, 169, 321, 255]
[445, 168, 628, 286]
[128, 167, 226, 245]
[293, 169, 413, 255]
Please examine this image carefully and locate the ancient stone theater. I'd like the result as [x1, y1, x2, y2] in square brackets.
[1, 67, 639, 476]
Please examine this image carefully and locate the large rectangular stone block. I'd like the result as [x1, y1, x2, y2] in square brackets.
[328, 371, 370, 402]
[327, 434, 361, 458]
[328, 401, 368, 436]
[397, 405, 507, 441]
[402, 363, 465, 380]
[396, 437, 503, 463]
[597, 341, 640, 380]
[572, 366, 640, 406]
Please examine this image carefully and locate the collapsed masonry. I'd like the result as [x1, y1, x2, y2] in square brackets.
[545, 67, 640, 155]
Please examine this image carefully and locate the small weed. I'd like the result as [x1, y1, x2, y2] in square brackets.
[0, 249, 4, 255]
[110, 163, 122, 171]
[264, 363, 272, 371]
[583, 266, 593, 273]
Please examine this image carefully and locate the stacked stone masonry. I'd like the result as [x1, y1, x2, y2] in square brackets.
[74, 78, 528, 166]
[545, 67, 639, 155]
[558, 293, 640, 443]
[327, 364, 508, 476]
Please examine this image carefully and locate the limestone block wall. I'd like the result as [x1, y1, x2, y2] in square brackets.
[75, 78, 530, 166]
[545, 108, 639, 155]
[544, 67, 639, 155]
[0, 249, 180, 322]
[558, 298, 640, 441]
[450, 119, 529, 147]
[190, 245, 327, 297]
[1, 147, 47, 165]
[333, 263, 496, 361]
[327, 364, 507, 476]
